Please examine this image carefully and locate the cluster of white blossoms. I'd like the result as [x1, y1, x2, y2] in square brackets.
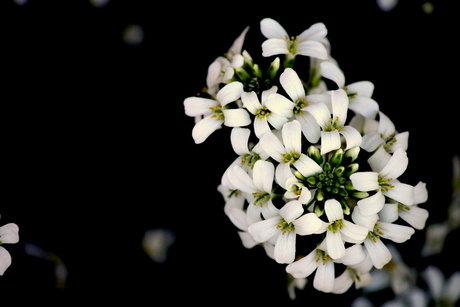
[184, 18, 429, 295]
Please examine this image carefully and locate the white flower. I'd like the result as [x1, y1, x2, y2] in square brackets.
[352, 206, 414, 269]
[320, 61, 379, 119]
[379, 181, 429, 230]
[227, 160, 279, 225]
[350, 147, 414, 216]
[184, 82, 250, 144]
[332, 252, 373, 294]
[241, 86, 288, 138]
[361, 111, 409, 153]
[322, 199, 368, 259]
[422, 266, 460, 307]
[259, 120, 322, 185]
[307, 89, 362, 154]
[286, 241, 366, 293]
[264, 68, 324, 143]
[260, 18, 328, 60]
[206, 27, 250, 96]
[229, 127, 269, 171]
[0, 222, 19, 275]
[247, 200, 325, 264]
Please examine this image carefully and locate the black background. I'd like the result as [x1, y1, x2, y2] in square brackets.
[0, 0, 458, 304]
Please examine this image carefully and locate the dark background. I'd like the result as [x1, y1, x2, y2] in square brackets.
[0, 0, 458, 304]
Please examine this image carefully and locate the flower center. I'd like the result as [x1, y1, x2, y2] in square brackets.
[294, 98, 307, 115]
[252, 192, 270, 207]
[256, 107, 271, 118]
[378, 176, 394, 192]
[209, 105, 224, 120]
[277, 218, 295, 234]
[324, 116, 344, 132]
[281, 151, 301, 164]
[328, 219, 344, 233]
[285, 35, 300, 54]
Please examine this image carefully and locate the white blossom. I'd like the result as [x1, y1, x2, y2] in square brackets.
[350, 147, 414, 216]
[260, 18, 328, 60]
[184, 82, 250, 144]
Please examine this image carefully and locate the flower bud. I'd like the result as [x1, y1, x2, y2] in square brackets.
[330, 149, 343, 167]
[268, 57, 280, 80]
[344, 147, 360, 163]
[344, 163, 359, 177]
[352, 191, 369, 199]
[307, 145, 323, 164]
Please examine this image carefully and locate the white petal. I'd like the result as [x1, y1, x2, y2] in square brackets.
[307, 100, 331, 127]
[280, 68, 305, 102]
[378, 222, 415, 243]
[379, 147, 408, 180]
[293, 213, 327, 235]
[261, 39, 289, 57]
[346, 81, 374, 98]
[248, 217, 280, 242]
[377, 111, 395, 138]
[0, 223, 19, 244]
[314, 258, 335, 292]
[350, 172, 380, 191]
[368, 146, 391, 173]
[293, 154, 322, 178]
[361, 132, 383, 152]
[227, 26, 250, 57]
[191, 115, 223, 144]
[331, 89, 349, 126]
[349, 96, 379, 119]
[265, 93, 295, 118]
[259, 130, 286, 163]
[238, 231, 258, 249]
[282, 120, 302, 153]
[352, 206, 379, 230]
[378, 203, 399, 223]
[280, 200, 303, 223]
[241, 91, 262, 115]
[216, 82, 244, 106]
[252, 160, 275, 192]
[340, 126, 362, 150]
[296, 112, 321, 143]
[336, 244, 366, 266]
[326, 230, 345, 259]
[286, 248, 318, 278]
[341, 221, 368, 243]
[320, 130, 341, 155]
[357, 190, 385, 216]
[383, 180, 414, 205]
[332, 270, 354, 294]
[0, 247, 12, 275]
[230, 128, 250, 155]
[275, 162, 294, 189]
[325, 199, 343, 222]
[260, 18, 288, 39]
[298, 22, 327, 42]
[253, 117, 270, 138]
[321, 61, 345, 89]
[364, 237, 391, 269]
[223, 109, 251, 127]
[267, 113, 288, 131]
[227, 164, 256, 194]
[227, 208, 248, 231]
[261, 199, 280, 219]
[184, 97, 217, 117]
[413, 181, 428, 205]
[274, 231, 296, 264]
[296, 41, 328, 60]
[399, 206, 429, 230]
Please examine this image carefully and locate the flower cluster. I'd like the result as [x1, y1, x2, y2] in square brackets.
[184, 18, 428, 295]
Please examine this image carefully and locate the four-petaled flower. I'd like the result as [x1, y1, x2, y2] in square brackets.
[0, 222, 19, 275]
[184, 82, 250, 144]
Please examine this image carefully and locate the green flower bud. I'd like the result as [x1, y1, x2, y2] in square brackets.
[330, 149, 344, 167]
[334, 166, 345, 178]
[352, 191, 369, 199]
[268, 57, 280, 80]
[344, 163, 359, 177]
[323, 162, 332, 172]
[307, 145, 323, 165]
[344, 147, 360, 163]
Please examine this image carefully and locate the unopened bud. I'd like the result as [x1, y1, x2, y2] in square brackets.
[307, 145, 323, 165]
[268, 57, 280, 80]
[344, 147, 360, 163]
[330, 149, 343, 167]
